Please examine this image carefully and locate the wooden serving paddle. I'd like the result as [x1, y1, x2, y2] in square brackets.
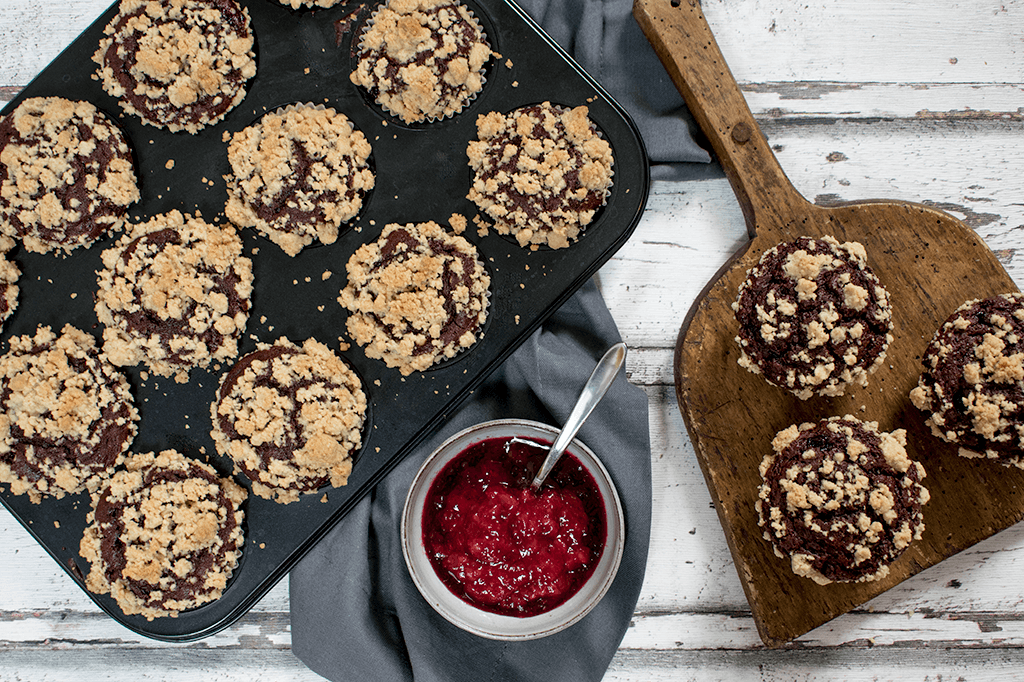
[634, 0, 1024, 647]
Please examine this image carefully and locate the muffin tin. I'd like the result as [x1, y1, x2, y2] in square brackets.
[0, 0, 648, 640]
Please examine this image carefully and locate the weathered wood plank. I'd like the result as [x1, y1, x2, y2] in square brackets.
[605, 647, 1024, 682]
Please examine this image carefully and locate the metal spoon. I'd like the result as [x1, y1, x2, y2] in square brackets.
[530, 342, 627, 491]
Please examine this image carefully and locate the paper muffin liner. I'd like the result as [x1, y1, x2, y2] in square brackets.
[350, 0, 493, 125]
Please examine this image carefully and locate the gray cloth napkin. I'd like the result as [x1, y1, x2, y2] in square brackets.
[290, 281, 652, 682]
[289, 0, 706, 677]
[513, 0, 710, 168]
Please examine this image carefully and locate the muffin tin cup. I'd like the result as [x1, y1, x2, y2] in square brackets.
[0, 0, 649, 641]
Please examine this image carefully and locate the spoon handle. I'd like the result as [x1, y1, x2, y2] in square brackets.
[530, 342, 628, 491]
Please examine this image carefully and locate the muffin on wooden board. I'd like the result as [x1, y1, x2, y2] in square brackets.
[732, 235, 893, 400]
[911, 292, 1024, 468]
[757, 415, 929, 585]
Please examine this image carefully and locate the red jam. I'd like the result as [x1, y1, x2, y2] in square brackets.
[422, 436, 606, 617]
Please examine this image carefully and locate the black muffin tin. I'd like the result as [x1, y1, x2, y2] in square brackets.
[0, 0, 649, 640]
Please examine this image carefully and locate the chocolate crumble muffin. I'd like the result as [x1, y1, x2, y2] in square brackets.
[0, 97, 139, 254]
[210, 337, 367, 504]
[732, 235, 893, 400]
[0, 324, 138, 503]
[910, 292, 1024, 467]
[92, 0, 257, 134]
[0, 235, 20, 331]
[338, 220, 490, 375]
[224, 105, 375, 257]
[757, 415, 929, 585]
[95, 210, 254, 382]
[466, 102, 614, 249]
[79, 449, 247, 620]
[350, 0, 492, 124]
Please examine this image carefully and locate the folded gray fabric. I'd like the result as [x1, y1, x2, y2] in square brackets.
[290, 281, 652, 682]
[513, 0, 710, 166]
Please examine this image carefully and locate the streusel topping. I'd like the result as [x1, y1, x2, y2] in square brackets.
[92, 0, 257, 133]
[0, 324, 138, 503]
[95, 210, 253, 382]
[467, 102, 613, 249]
[211, 337, 367, 504]
[79, 449, 246, 620]
[0, 97, 139, 253]
[339, 220, 490, 374]
[225, 106, 374, 257]
[350, 0, 492, 123]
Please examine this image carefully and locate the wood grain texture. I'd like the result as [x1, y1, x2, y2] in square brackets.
[636, 0, 1023, 647]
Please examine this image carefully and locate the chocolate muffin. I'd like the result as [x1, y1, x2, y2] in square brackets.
[0, 235, 20, 331]
[338, 220, 490, 375]
[79, 449, 246, 620]
[210, 337, 367, 504]
[732, 235, 893, 400]
[0, 97, 139, 254]
[94, 210, 254, 382]
[224, 105, 375, 257]
[757, 415, 929, 585]
[92, 0, 257, 134]
[0, 324, 138, 503]
[910, 292, 1024, 467]
[466, 102, 614, 249]
[350, 0, 492, 124]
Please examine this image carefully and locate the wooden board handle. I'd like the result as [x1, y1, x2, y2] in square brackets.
[633, 0, 810, 236]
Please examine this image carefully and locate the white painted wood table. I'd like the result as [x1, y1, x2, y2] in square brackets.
[3, 0, 1024, 679]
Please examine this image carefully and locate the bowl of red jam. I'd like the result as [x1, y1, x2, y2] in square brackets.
[402, 419, 625, 640]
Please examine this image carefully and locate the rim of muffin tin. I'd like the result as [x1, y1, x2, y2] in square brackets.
[0, 0, 649, 641]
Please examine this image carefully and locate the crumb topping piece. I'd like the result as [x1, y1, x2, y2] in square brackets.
[757, 415, 929, 585]
[467, 102, 614, 249]
[0, 324, 138, 503]
[732, 235, 893, 400]
[0, 97, 139, 254]
[92, 0, 257, 134]
[910, 292, 1024, 467]
[225, 105, 375, 257]
[0, 235, 20, 332]
[95, 210, 254, 382]
[350, 0, 492, 124]
[79, 449, 246, 620]
[339, 220, 490, 375]
[210, 337, 367, 504]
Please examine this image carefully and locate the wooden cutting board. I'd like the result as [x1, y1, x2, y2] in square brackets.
[633, 0, 1024, 646]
